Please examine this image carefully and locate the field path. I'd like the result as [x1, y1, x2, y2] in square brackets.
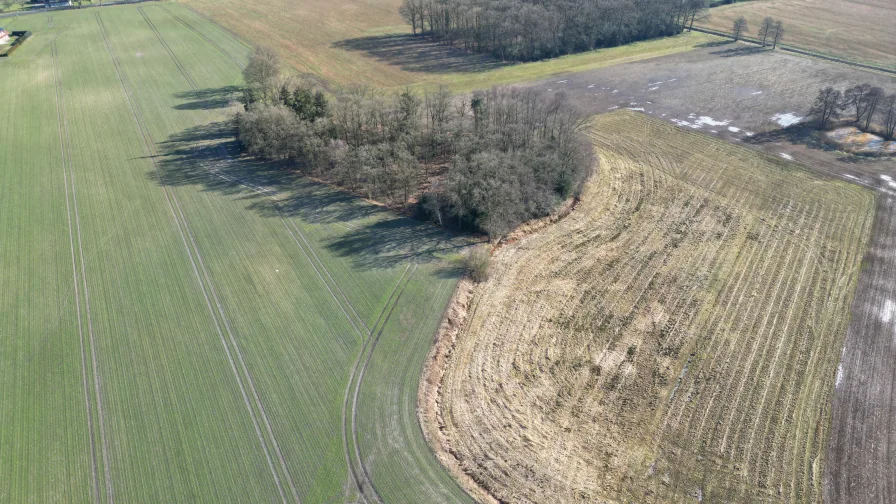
[825, 193, 896, 504]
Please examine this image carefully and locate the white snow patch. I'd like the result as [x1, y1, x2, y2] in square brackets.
[648, 86, 660, 91]
[648, 80, 665, 86]
[711, 130, 718, 134]
[628, 107, 645, 111]
[547, 89, 553, 92]
[882, 299, 896, 324]
[751, 91, 763, 95]
[772, 112, 803, 127]
[630, 102, 638, 106]
[843, 174, 860, 181]
[835, 364, 844, 388]
[728, 126, 741, 133]
[745, 131, 755, 137]
[608, 106, 619, 110]
[557, 80, 568, 84]
[671, 118, 702, 129]
[612, 89, 619, 93]
[694, 116, 730, 127]
[668, 79, 677, 82]
[882, 175, 896, 189]
[587, 84, 595, 88]
[779, 153, 794, 160]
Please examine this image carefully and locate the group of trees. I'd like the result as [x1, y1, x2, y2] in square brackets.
[235, 48, 591, 239]
[398, 0, 710, 62]
[809, 83, 896, 139]
[731, 16, 785, 47]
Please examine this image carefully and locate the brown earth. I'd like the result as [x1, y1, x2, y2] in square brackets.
[432, 112, 875, 503]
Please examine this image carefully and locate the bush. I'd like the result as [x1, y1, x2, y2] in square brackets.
[466, 245, 491, 283]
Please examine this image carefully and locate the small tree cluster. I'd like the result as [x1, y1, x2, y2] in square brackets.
[235, 49, 591, 239]
[809, 83, 896, 139]
[399, 0, 709, 62]
[733, 17, 785, 47]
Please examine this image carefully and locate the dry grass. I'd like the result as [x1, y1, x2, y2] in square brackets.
[698, 0, 896, 69]
[435, 112, 874, 503]
[181, 0, 713, 89]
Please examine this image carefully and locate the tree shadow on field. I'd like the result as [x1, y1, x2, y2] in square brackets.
[173, 85, 242, 112]
[332, 33, 509, 75]
[153, 114, 473, 270]
[743, 125, 886, 165]
[710, 46, 767, 58]
[697, 39, 735, 49]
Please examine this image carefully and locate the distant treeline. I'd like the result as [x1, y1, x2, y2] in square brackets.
[236, 49, 591, 239]
[398, 0, 709, 62]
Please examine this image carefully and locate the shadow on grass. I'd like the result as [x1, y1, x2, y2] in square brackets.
[173, 85, 241, 111]
[743, 125, 884, 165]
[153, 116, 474, 270]
[332, 33, 509, 75]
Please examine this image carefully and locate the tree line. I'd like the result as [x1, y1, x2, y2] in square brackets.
[236, 48, 592, 239]
[398, 0, 710, 62]
[809, 83, 896, 140]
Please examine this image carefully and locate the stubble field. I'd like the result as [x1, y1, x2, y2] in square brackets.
[0, 5, 471, 503]
[436, 112, 875, 503]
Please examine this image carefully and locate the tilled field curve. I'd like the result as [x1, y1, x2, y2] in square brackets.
[436, 112, 874, 503]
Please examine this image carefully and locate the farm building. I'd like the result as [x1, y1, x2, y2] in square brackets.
[0, 29, 9, 44]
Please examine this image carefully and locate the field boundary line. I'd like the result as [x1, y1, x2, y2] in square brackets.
[94, 12, 297, 503]
[157, 4, 245, 70]
[51, 40, 102, 504]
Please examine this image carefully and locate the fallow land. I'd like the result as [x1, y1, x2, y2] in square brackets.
[433, 112, 875, 503]
[0, 5, 471, 503]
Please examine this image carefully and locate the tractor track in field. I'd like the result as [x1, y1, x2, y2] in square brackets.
[339, 267, 409, 504]
[95, 12, 301, 503]
[50, 40, 104, 504]
[352, 265, 418, 504]
[138, 7, 200, 92]
[157, 4, 245, 70]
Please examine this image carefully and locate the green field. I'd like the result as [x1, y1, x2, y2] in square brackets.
[0, 4, 472, 503]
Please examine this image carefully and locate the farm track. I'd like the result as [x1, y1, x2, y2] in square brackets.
[51, 40, 104, 504]
[94, 12, 299, 503]
[138, 7, 200, 92]
[436, 112, 874, 503]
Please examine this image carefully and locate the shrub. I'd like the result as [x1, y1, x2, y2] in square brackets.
[466, 245, 491, 283]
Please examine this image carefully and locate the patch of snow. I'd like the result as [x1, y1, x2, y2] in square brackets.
[693, 116, 730, 127]
[751, 91, 763, 95]
[779, 153, 794, 160]
[835, 364, 843, 388]
[628, 107, 645, 111]
[728, 126, 741, 133]
[646, 101, 652, 104]
[547, 89, 553, 92]
[661, 113, 666, 117]
[587, 84, 595, 88]
[557, 80, 568, 84]
[630, 102, 638, 106]
[648, 86, 660, 91]
[608, 106, 619, 110]
[881, 299, 896, 324]
[772, 112, 803, 127]
[671, 118, 701, 129]
[668, 79, 677, 82]
[745, 131, 755, 137]
[843, 174, 860, 181]
[711, 130, 718, 134]
[882, 175, 896, 189]
[612, 89, 618, 93]
[648, 80, 665, 86]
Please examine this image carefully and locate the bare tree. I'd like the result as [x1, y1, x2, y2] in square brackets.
[883, 94, 896, 140]
[758, 17, 774, 46]
[809, 87, 843, 129]
[1, 0, 15, 12]
[771, 21, 785, 49]
[862, 86, 885, 131]
[844, 83, 881, 127]
[399, 0, 424, 35]
[732, 17, 748, 41]
[242, 47, 282, 104]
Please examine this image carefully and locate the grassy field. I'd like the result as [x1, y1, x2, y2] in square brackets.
[182, 0, 714, 90]
[698, 0, 896, 70]
[0, 4, 471, 502]
[437, 112, 874, 503]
